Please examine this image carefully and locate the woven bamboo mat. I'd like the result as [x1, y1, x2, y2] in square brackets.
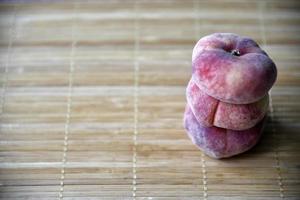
[0, 0, 299, 199]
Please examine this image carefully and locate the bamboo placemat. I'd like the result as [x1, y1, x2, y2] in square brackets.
[0, 0, 299, 199]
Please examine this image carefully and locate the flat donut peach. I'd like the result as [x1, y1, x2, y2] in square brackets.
[186, 78, 269, 130]
[183, 105, 265, 159]
[192, 32, 277, 104]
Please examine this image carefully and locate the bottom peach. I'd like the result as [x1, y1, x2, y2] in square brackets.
[184, 105, 265, 159]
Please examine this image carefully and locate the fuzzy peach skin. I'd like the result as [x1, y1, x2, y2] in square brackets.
[184, 105, 265, 159]
[186, 78, 269, 130]
[192, 33, 277, 104]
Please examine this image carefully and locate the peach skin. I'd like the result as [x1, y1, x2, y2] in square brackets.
[186, 78, 269, 130]
[192, 33, 277, 104]
[184, 105, 265, 159]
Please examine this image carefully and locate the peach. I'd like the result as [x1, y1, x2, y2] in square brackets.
[184, 105, 265, 159]
[186, 78, 269, 130]
[192, 33, 277, 104]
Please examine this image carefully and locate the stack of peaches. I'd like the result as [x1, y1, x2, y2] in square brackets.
[184, 33, 277, 159]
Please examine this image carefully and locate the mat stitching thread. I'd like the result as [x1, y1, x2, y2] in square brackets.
[0, 5, 16, 115]
[59, 3, 77, 200]
[194, 1, 208, 199]
[258, 2, 284, 199]
[132, 1, 139, 199]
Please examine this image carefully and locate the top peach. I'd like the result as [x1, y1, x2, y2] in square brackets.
[192, 33, 277, 104]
